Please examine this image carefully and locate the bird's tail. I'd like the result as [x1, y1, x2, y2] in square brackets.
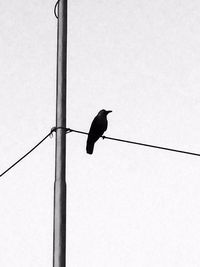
[86, 140, 94, 154]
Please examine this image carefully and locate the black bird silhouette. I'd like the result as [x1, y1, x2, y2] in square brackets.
[86, 109, 112, 154]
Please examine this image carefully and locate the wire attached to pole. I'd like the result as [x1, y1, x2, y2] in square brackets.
[1, 126, 200, 178]
[67, 128, 200, 157]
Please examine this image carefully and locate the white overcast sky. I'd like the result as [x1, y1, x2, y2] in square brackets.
[1, 0, 200, 266]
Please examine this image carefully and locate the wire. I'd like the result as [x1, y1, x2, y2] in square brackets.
[103, 136, 200, 157]
[0, 127, 73, 178]
[0, 130, 54, 178]
[67, 128, 200, 157]
[1, 126, 199, 178]
[54, 0, 60, 19]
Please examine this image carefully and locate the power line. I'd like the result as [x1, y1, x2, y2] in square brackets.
[0, 129, 54, 178]
[1, 126, 200, 178]
[66, 128, 200, 157]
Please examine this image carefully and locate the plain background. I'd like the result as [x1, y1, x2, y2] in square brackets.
[1, 0, 200, 266]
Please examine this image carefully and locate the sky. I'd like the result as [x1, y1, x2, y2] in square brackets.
[1, 0, 200, 266]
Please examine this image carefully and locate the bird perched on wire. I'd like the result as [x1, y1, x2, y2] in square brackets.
[86, 109, 112, 154]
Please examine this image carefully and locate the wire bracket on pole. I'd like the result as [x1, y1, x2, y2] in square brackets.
[50, 127, 72, 138]
[54, 0, 60, 19]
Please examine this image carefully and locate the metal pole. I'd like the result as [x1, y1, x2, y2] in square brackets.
[53, 0, 67, 267]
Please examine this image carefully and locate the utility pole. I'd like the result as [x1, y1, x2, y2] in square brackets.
[53, 0, 67, 267]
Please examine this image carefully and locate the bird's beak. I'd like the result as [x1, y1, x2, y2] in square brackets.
[106, 110, 112, 114]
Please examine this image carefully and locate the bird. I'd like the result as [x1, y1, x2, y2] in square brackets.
[86, 109, 112, 154]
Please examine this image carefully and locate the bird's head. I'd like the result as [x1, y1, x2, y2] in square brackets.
[98, 109, 112, 116]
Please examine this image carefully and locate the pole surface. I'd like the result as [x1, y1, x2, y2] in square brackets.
[53, 0, 67, 267]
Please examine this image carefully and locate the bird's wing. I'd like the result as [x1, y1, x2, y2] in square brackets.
[89, 115, 108, 139]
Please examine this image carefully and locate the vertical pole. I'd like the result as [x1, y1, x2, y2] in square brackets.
[53, 0, 67, 267]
